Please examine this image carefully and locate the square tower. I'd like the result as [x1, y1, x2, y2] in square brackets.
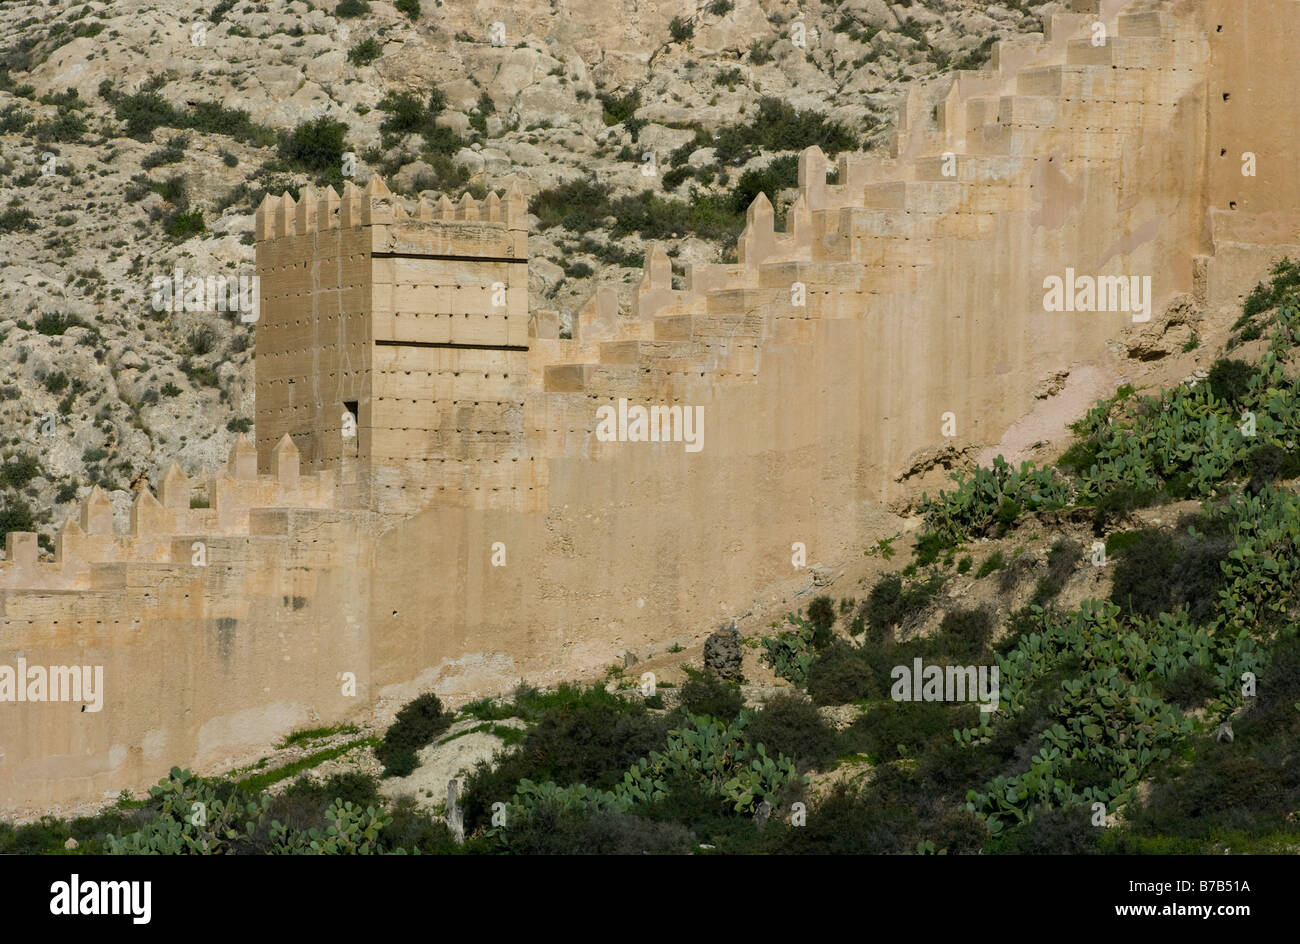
[254, 176, 530, 513]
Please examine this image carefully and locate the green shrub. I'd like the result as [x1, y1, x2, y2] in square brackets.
[845, 700, 977, 765]
[36, 311, 85, 335]
[394, 0, 420, 21]
[32, 110, 87, 143]
[1103, 530, 1145, 557]
[0, 454, 40, 489]
[766, 781, 893, 853]
[1246, 442, 1300, 494]
[862, 572, 944, 641]
[382, 750, 419, 778]
[988, 805, 1101, 854]
[1159, 664, 1219, 709]
[283, 771, 378, 808]
[508, 681, 630, 723]
[529, 177, 612, 232]
[712, 96, 857, 165]
[747, 692, 839, 770]
[142, 135, 187, 169]
[0, 104, 31, 133]
[186, 325, 217, 356]
[598, 88, 641, 126]
[678, 674, 743, 721]
[513, 700, 669, 792]
[347, 38, 382, 66]
[934, 607, 994, 661]
[461, 690, 670, 832]
[1056, 437, 1101, 475]
[805, 595, 836, 647]
[727, 152, 798, 213]
[187, 101, 274, 146]
[862, 573, 904, 638]
[497, 802, 693, 854]
[661, 165, 692, 190]
[377, 89, 438, 138]
[1237, 257, 1300, 322]
[335, 0, 370, 16]
[1205, 357, 1257, 406]
[280, 116, 349, 175]
[669, 16, 694, 42]
[805, 640, 877, 706]
[376, 692, 451, 776]
[380, 796, 461, 853]
[114, 89, 180, 140]
[0, 207, 33, 233]
[1090, 482, 1159, 532]
[0, 496, 36, 536]
[1108, 525, 1231, 623]
[164, 208, 205, 240]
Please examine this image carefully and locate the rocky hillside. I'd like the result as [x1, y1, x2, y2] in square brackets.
[0, 0, 1054, 550]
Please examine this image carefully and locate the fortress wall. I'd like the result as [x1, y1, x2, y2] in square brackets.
[365, 0, 1218, 699]
[368, 330, 882, 701]
[0, 507, 374, 812]
[1203, 0, 1300, 308]
[4, 0, 1297, 814]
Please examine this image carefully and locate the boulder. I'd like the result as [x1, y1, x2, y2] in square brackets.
[704, 622, 744, 682]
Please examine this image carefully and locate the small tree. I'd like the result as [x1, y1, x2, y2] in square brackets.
[806, 596, 836, 649]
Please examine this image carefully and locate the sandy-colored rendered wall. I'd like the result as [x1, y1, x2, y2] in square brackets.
[1202, 0, 1300, 307]
[255, 183, 373, 504]
[0, 444, 374, 812]
[4, 0, 1298, 815]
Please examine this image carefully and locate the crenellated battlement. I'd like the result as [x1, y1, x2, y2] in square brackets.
[0, 435, 336, 591]
[253, 175, 530, 241]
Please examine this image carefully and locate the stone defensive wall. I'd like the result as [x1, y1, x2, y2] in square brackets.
[2, 0, 1298, 813]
